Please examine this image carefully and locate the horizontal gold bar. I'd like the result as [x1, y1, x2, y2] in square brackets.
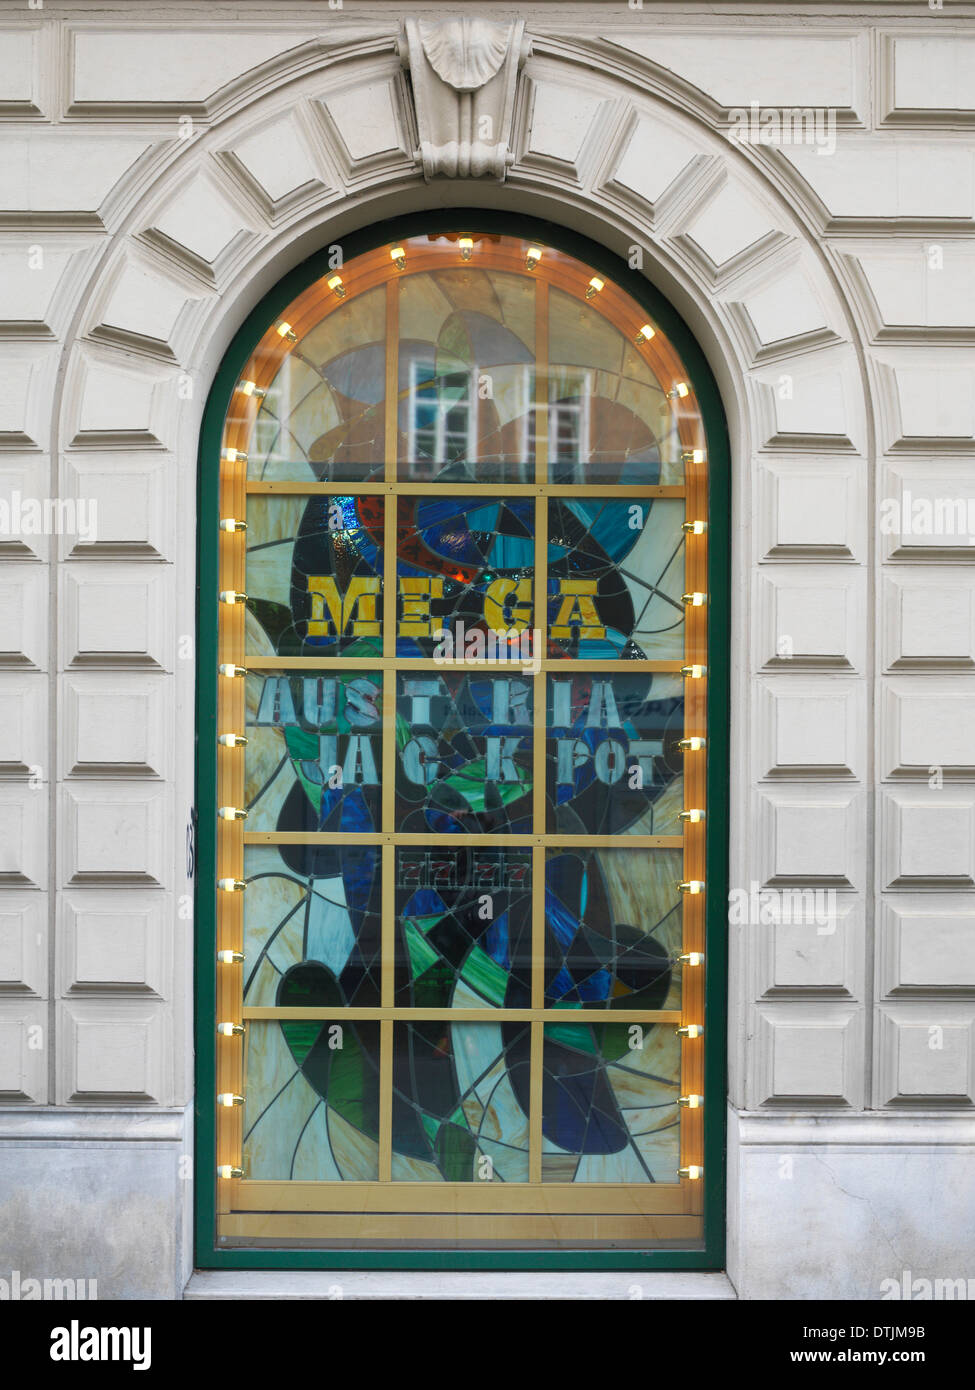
[242, 833, 683, 848]
[219, 1212, 702, 1240]
[243, 832, 383, 845]
[231, 1182, 688, 1213]
[242, 657, 685, 672]
[245, 481, 685, 498]
[242, 1007, 683, 1022]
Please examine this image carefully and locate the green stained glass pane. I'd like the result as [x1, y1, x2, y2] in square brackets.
[242, 1020, 380, 1180]
[459, 945, 508, 1007]
[395, 673, 532, 835]
[394, 848, 532, 1010]
[391, 1022, 530, 1182]
[280, 1022, 320, 1069]
[404, 920, 440, 979]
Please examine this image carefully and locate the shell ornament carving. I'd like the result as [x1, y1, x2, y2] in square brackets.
[416, 18, 510, 92]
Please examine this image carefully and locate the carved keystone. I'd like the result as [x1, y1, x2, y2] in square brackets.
[400, 17, 530, 180]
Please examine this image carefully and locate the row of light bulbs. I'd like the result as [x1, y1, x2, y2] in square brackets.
[250, 240, 707, 366]
[680, 489, 706, 1065]
[677, 481, 706, 1185]
[215, 499, 248, 1185]
[223, 447, 704, 467]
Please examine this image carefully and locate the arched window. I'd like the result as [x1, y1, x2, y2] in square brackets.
[198, 220, 727, 1264]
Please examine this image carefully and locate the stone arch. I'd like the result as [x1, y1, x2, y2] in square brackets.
[48, 27, 875, 1125]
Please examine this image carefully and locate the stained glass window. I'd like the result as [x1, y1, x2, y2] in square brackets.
[214, 230, 711, 1249]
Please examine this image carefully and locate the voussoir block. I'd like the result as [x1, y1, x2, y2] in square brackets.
[755, 786, 864, 889]
[754, 676, 863, 780]
[60, 672, 172, 779]
[754, 567, 865, 671]
[882, 570, 975, 669]
[0, 784, 48, 888]
[59, 452, 174, 559]
[756, 456, 863, 559]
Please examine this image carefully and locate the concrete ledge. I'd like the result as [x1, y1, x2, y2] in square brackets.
[184, 1271, 737, 1301]
[0, 1108, 189, 1142]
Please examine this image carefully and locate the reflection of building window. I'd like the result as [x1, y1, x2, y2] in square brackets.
[549, 372, 590, 479]
[518, 365, 535, 469]
[408, 360, 475, 470]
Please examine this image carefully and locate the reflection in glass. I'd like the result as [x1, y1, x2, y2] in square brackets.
[548, 287, 684, 485]
[398, 268, 536, 483]
[247, 286, 386, 483]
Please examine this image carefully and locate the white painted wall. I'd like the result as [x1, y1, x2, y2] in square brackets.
[0, 1, 973, 1299]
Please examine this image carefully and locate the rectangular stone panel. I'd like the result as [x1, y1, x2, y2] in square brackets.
[57, 1000, 170, 1104]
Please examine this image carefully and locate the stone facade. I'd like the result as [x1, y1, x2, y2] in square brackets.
[0, 0, 973, 1299]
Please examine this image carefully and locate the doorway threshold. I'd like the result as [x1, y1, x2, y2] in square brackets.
[184, 1270, 736, 1300]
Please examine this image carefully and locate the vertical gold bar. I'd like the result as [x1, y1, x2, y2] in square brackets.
[528, 277, 549, 1185]
[534, 278, 549, 484]
[378, 273, 399, 1183]
[384, 277, 399, 485]
[529, 1021, 544, 1185]
[530, 845, 545, 1013]
[531, 490, 548, 1012]
[378, 1018, 394, 1183]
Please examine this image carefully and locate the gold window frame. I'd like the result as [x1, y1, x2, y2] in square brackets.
[213, 234, 709, 1249]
